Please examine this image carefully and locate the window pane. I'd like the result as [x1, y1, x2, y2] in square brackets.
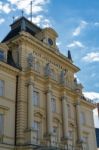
[51, 98, 56, 112]
[33, 91, 39, 106]
[0, 50, 4, 60]
[0, 80, 4, 96]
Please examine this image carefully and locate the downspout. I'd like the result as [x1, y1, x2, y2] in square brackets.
[15, 75, 19, 146]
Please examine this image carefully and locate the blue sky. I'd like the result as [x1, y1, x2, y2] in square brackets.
[0, 0, 99, 127]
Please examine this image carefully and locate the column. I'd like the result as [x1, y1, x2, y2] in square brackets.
[62, 94, 69, 139]
[76, 100, 82, 143]
[46, 85, 52, 135]
[27, 80, 34, 129]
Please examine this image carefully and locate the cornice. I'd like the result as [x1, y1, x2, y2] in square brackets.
[0, 61, 20, 75]
[6, 31, 80, 73]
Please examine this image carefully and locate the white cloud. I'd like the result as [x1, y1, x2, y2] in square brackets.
[0, 18, 5, 24]
[67, 40, 85, 48]
[29, 15, 52, 27]
[56, 42, 61, 46]
[7, 0, 50, 14]
[0, 1, 11, 14]
[94, 22, 99, 26]
[83, 92, 99, 102]
[42, 18, 52, 28]
[73, 20, 88, 36]
[82, 52, 99, 62]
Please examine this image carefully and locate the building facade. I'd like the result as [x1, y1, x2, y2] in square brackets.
[0, 17, 97, 150]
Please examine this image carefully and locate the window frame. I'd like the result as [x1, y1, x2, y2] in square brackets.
[33, 91, 40, 107]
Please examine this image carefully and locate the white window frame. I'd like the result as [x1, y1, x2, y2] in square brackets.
[0, 80, 4, 96]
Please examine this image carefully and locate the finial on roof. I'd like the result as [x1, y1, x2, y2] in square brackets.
[13, 16, 15, 23]
[68, 50, 73, 62]
[21, 10, 24, 17]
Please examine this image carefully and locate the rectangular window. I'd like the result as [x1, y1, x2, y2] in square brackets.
[51, 98, 56, 112]
[0, 50, 5, 61]
[0, 114, 4, 136]
[33, 91, 39, 106]
[33, 121, 40, 144]
[0, 80, 4, 96]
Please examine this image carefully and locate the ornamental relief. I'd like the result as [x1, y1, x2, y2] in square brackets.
[27, 53, 75, 88]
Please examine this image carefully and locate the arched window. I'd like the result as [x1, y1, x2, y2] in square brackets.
[0, 80, 4, 96]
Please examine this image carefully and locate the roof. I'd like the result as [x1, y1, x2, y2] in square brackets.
[2, 17, 41, 42]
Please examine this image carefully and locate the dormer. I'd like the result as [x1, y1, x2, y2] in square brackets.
[35, 27, 58, 49]
[0, 43, 8, 62]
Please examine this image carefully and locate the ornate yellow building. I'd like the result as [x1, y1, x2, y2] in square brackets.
[0, 17, 97, 150]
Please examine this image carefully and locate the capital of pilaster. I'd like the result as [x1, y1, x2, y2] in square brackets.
[25, 79, 34, 87]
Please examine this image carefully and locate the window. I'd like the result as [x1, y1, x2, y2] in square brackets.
[33, 121, 40, 144]
[33, 91, 39, 106]
[0, 114, 4, 136]
[0, 50, 5, 61]
[0, 80, 4, 96]
[51, 98, 56, 112]
[80, 112, 85, 125]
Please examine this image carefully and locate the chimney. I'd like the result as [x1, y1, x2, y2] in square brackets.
[68, 50, 73, 62]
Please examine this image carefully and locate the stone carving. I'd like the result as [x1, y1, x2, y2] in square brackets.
[45, 63, 51, 77]
[60, 69, 67, 85]
[27, 53, 34, 68]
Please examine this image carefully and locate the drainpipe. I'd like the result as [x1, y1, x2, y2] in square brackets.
[15, 75, 19, 146]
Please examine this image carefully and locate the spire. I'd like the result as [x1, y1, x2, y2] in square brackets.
[68, 50, 73, 62]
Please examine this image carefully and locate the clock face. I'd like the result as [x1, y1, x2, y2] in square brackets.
[48, 38, 53, 46]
